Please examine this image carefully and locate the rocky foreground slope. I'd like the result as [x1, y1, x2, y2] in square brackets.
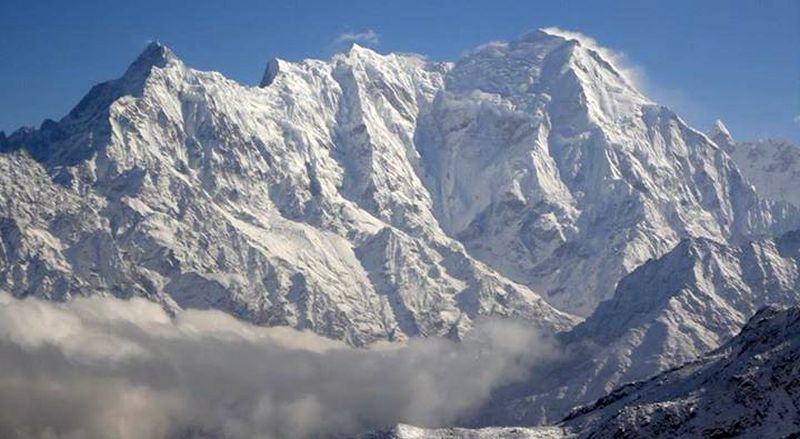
[563, 304, 800, 438]
[361, 305, 800, 438]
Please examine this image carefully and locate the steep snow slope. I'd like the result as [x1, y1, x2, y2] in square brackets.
[709, 121, 800, 207]
[417, 30, 798, 316]
[563, 305, 800, 438]
[0, 43, 575, 345]
[477, 231, 800, 425]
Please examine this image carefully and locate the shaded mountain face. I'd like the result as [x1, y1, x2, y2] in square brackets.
[475, 231, 800, 425]
[362, 305, 800, 438]
[1, 30, 797, 344]
[563, 304, 800, 438]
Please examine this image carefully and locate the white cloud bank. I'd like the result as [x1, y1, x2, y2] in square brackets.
[0, 293, 557, 439]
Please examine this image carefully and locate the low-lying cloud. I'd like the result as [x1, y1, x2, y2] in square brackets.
[0, 293, 557, 438]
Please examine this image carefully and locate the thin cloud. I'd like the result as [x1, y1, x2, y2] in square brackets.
[794, 114, 800, 125]
[331, 29, 380, 51]
[0, 293, 558, 439]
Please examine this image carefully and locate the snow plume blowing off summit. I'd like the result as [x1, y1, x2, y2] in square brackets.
[0, 294, 557, 439]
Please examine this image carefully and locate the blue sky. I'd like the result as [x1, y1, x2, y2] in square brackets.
[1, 0, 798, 141]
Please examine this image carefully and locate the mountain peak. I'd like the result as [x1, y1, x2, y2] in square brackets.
[123, 41, 179, 80]
[521, 28, 576, 44]
[344, 43, 379, 59]
[260, 58, 283, 87]
[708, 119, 735, 150]
[137, 41, 177, 64]
[712, 119, 731, 135]
[737, 304, 800, 343]
[447, 27, 647, 116]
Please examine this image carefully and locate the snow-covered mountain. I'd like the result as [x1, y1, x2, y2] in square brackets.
[0, 42, 575, 346]
[709, 120, 800, 207]
[1, 29, 797, 344]
[415, 30, 798, 316]
[476, 230, 800, 425]
[363, 305, 800, 438]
